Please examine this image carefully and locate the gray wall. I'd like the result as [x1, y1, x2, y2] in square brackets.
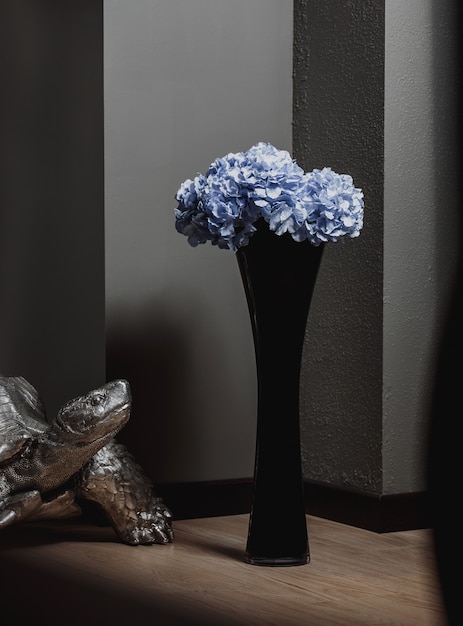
[1, 1, 457, 499]
[383, 0, 459, 493]
[294, 0, 384, 494]
[104, 0, 293, 483]
[294, 0, 459, 495]
[0, 1, 105, 416]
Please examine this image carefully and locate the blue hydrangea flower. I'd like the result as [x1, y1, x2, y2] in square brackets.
[174, 144, 364, 251]
[267, 167, 364, 246]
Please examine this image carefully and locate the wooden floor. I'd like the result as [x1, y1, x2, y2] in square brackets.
[0, 514, 447, 626]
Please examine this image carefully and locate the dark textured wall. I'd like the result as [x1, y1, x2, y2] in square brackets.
[0, 1, 105, 416]
[293, 1, 385, 493]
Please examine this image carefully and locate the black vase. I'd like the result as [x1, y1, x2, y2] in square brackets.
[236, 219, 324, 566]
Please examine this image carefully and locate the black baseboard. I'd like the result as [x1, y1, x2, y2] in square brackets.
[155, 478, 432, 533]
[303, 480, 431, 533]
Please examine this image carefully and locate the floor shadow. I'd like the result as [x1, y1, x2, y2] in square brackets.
[0, 520, 117, 548]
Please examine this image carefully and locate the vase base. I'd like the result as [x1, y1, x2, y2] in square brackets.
[245, 553, 309, 567]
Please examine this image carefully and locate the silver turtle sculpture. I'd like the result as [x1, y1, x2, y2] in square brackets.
[0, 375, 173, 545]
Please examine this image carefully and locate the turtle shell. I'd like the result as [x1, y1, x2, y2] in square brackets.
[0, 376, 49, 462]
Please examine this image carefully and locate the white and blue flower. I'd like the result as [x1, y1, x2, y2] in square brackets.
[174, 144, 364, 251]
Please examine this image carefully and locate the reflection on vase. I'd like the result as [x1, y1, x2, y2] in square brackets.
[236, 219, 324, 567]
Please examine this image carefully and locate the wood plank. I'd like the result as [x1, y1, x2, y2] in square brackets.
[0, 514, 447, 626]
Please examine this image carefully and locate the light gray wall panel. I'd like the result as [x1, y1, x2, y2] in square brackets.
[383, 0, 459, 493]
[104, 0, 294, 482]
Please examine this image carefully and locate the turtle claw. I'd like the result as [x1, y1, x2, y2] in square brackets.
[32, 489, 82, 521]
[119, 498, 174, 545]
[0, 490, 43, 528]
[0, 509, 16, 528]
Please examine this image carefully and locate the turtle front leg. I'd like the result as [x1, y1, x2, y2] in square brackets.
[76, 440, 174, 545]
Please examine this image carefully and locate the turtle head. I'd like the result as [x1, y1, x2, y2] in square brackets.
[0, 379, 133, 497]
[51, 379, 131, 448]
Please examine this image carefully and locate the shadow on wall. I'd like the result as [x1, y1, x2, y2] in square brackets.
[106, 305, 203, 485]
[0, 0, 105, 415]
[427, 2, 462, 625]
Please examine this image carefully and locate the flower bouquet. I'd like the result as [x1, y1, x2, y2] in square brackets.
[173, 143, 364, 566]
[174, 142, 364, 251]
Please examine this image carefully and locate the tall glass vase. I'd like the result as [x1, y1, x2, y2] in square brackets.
[236, 219, 324, 567]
